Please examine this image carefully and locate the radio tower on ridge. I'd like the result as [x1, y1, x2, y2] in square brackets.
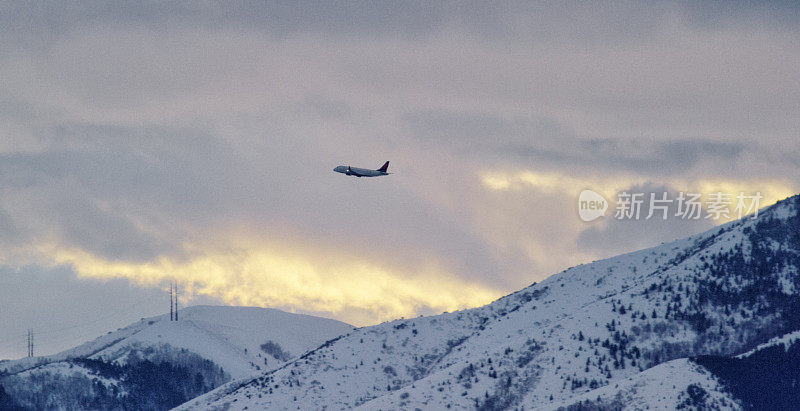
[174, 281, 179, 321]
[26, 328, 34, 357]
[169, 280, 179, 321]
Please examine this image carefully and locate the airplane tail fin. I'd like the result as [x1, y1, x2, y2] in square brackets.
[378, 161, 390, 172]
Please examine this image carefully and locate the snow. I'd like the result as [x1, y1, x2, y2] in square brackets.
[0, 305, 353, 380]
[547, 358, 740, 410]
[12, 361, 121, 391]
[3, 195, 795, 409]
[181, 195, 798, 410]
[89, 305, 353, 378]
[738, 329, 800, 358]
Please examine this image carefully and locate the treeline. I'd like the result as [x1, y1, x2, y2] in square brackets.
[0, 345, 228, 410]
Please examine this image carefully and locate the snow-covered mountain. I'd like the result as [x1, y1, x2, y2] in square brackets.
[0, 305, 352, 410]
[548, 358, 738, 410]
[180, 194, 799, 410]
[693, 327, 800, 410]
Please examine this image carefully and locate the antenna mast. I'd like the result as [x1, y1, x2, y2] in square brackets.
[174, 281, 179, 321]
[26, 328, 34, 357]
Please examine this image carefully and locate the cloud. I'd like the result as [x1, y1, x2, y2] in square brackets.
[0, 2, 798, 333]
[480, 170, 796, 203]
[47, 238, 501, 326]
[0, 264, 171, 359]
[514, 138, 747, 175]
[480, 169, 798, 265]
[404, 108, 751, 176]
[576, 183, 715, 257]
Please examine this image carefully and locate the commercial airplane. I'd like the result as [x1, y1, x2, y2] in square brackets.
[333, 161, 391, 177]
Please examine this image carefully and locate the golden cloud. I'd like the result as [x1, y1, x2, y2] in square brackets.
[481, 170, 797, 222]
[45, 240, 501, 326]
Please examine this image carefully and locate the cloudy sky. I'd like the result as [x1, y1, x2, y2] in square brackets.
[1, 1, 798, 359]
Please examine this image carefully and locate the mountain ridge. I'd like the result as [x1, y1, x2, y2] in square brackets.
[181, 195, 799, 410]
[0, 305, 353, 409]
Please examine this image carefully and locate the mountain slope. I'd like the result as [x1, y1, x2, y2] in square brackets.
[552, 358, 740, 410]
[181, 194, 799, 410]
[0, 305, 352, 410]
[694, 328, 800, 410]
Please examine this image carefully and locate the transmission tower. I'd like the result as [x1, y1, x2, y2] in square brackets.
[169, 280, 179, 321]
[170, 281, 174, 321]
[26, 328, 34, 357]
[174, 281, 179, 321]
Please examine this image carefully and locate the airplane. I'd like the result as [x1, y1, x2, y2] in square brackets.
[333, 161, 391, 177]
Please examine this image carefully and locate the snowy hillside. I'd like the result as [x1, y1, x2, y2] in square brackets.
[553, 358, 739, 410]
[180, 194, 799, 410]
[0, 305, 352, 409]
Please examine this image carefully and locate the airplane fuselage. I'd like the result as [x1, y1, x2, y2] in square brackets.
[333, 165, 388, 177]
[333, 162, 391, 177]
